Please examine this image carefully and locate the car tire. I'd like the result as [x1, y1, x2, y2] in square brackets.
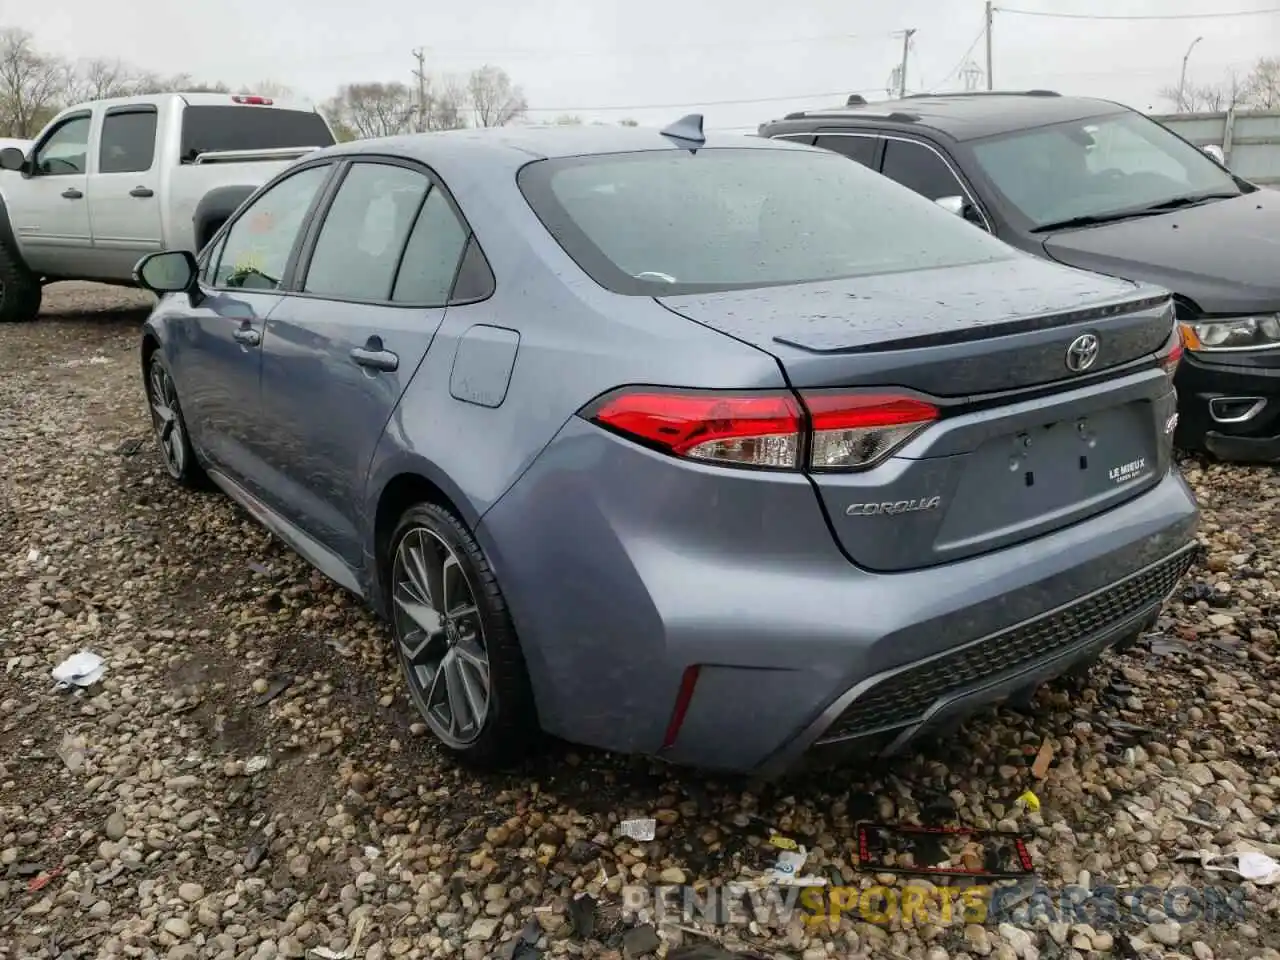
[145, 354, 207, 489]
[387, 502, 538, 767]
[0, 239, 42, 323]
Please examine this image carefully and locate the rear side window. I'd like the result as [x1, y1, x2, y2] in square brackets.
[392, 188, 471, 305]
[814, 134, 878, 168]
[518, 147, 1013, 296]
[179, 106, 334, 163]
[879, 139, 966, 201]
[304, 163, 429, 301]
[100, 109, 157, 174]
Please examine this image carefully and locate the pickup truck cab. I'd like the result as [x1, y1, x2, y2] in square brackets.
[0, 92, 336, 323]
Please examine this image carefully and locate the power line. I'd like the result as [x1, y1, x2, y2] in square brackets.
[924, 26, 987, 92]
[993, 5, 1280, 21]
[256, 30, 902, 66]
[521, 88, 885, 114]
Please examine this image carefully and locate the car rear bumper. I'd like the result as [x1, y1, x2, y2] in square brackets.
[760, 544, 1190, 775]
[478, 418, 1200, 775]
[1174, 351, 1280, 462]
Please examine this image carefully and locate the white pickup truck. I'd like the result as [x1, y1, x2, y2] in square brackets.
[0, 92, 337, 322]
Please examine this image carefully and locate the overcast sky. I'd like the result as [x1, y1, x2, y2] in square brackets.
[13, 0, 1279, 130]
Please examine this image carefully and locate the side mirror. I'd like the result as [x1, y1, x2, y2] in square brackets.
[134, 250, 199, 297]
[1202, 144, 1226, 165]
[0, 147, 26, 172]
[936, 194, 987, 229]
[935, 195, 966, 217]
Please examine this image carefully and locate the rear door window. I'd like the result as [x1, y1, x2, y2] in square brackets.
[879, 139, 967, 201]
[303, 162, 430, 301]
[99, 108, 158, 174]
[814, 134, 879, 168]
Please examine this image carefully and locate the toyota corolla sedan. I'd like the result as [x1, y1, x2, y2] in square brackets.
[133, 121, 1198, 775]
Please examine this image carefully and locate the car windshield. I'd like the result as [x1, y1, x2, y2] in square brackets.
[517, 146, 1015, 296]
[969, 110, 1243, 230]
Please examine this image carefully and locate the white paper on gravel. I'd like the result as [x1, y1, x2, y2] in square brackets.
[51, 651, 106, 689]
[1202, 850, 1280, 884]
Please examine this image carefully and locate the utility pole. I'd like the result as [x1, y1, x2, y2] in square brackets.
[1178, 36, 1203, 112]
[411, 48, 427, 133]
[897, 28, 916, 98]
[984, 2, 994, 91]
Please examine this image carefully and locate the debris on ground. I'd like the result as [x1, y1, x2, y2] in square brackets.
[50, 650, 105, 688]
[619, 817, 657, 841]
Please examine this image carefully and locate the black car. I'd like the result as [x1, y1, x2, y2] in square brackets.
[759, 91, 1280, 462]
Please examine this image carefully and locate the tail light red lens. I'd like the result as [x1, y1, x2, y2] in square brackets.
[586, 390, 803, 468]
[231, 95, 274, 105]
[583, 387, 939, 471]
[1158, 328, 1184, 380]
[803, 392, 939, 471]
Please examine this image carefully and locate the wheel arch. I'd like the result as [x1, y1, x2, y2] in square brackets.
[193, 185, 257, 251]
[369, 466, 478, 617]
[0, 193, 32, 272]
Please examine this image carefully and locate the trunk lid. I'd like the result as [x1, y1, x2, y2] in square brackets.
[657, 257, 1178, 572]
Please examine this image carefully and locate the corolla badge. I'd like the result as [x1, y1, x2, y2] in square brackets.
[846, 496, 942, 517]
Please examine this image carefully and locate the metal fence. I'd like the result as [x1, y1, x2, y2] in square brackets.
[1149, 109, 1280, 188]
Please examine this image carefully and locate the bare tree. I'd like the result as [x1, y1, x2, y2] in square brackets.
[1243, 57, 1280, 110]
[422, 75, 468, 131]
[619, 118, 639, 127]
[553, 114, 583, 125]
[63, 57, 139, 103]
[327, 82, 415, 139]
[1160, 71, 1246, 113]
[467, 65, 527, 127]
[0, 29, 67, 137]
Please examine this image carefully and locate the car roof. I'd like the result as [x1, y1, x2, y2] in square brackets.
[312, 123, 807, 175]
[762, 92, 1133, 142]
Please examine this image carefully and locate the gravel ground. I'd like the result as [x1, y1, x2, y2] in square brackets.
[2, 283, 1279, 960]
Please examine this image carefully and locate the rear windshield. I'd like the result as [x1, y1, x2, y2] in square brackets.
[517, 146, 1015, 296]
[179, 106, 334, 162]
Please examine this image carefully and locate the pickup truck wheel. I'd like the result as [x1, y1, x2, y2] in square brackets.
[0, 241, 42, 323]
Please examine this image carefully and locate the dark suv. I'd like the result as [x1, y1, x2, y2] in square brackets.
[759, 92, 1280, 462]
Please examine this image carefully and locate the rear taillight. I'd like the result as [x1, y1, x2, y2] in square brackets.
[582, 387, 938, 471]
[1158, 328, 1184, 380]
[804, 391, 939, 471]
[232, 95, 274, 105]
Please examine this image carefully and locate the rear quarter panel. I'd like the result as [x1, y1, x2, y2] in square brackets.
[362, 152, 786, 539]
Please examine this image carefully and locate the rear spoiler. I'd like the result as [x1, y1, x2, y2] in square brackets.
[192, 145, 327, 165]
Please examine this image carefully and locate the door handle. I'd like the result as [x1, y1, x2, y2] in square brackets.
[350, 339, 399, 372]
[61, 188, 83, 200]
[233, 326, 261, 347]
[129, 186, 154, 198]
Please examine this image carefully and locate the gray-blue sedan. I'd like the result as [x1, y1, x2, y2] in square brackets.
[134, 120, 1197, 774]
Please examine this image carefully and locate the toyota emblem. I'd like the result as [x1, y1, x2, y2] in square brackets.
[1065, 333, 1100, 373]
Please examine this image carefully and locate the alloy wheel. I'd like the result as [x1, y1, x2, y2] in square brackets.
[392, 527, 491, 747]
[148, 362, 186, 477]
